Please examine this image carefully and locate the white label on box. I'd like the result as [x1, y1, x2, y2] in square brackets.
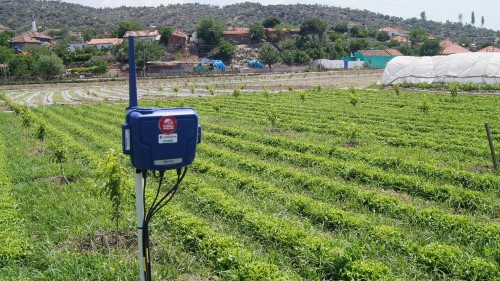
[124, 129, 130, 151]
[154, 158, 182, 166]
[159, 133, 178, 144]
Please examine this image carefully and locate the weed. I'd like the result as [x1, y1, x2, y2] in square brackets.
[315, 83, 322, 92]
[448, 83, 459, 98]
[419, 99, 431, 114]
[263, 87, 270, 103]
[232, 88, 241, 98]
[392, 84, 400, 95]
[349, 95, 359, 107]
[348, 85, 356, 94]
[266, 106, 278, 128]
[299, 92, 306, 103]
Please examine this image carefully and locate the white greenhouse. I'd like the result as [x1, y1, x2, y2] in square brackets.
[382, 52, 500, 85]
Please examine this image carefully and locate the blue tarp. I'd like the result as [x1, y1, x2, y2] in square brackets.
[200, 59, 226, 70]
[248, 59, 264, 68]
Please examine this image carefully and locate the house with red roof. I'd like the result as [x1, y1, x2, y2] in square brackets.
[439, 39, 454, 48]
[10, 31, 53, 50]
[478, 46, 500, 52]
[388, 36, 411, 47]
[378, 27, 409, 38]
[123, 30, 160, 42]
[167, 29, 188, 47]
[87, 38, 123, 50]
[354, 49, 403, 69]
[441, 44, 470, 55]
[223, 28, 252, 44]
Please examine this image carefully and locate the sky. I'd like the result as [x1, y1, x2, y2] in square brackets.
[62, 0, 500, 31]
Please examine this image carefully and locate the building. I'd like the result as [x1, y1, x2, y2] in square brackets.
[264, 28, 300, 40]
[223, 28, 252, 44]
[439, 39, 454, 48]
[0, 24, 10, 31]
[167, 29, 189, 49]
[378, 27, 409, 38]
[441, 44, 470, 55]
[87, 38, 123, 50]
[67, 39, 87, 51]
[354, 49, 403, 69]
[388, 36, 411, 47]
[146, 61, 193, 75]
[478, 46, 500, 52]
[10, 31, 53, 50]
[123, 30, 160, 42]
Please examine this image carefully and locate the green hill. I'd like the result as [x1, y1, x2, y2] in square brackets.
[0, 0, 498, 47]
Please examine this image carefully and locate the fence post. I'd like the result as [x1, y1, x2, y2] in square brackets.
[485, 123, 499, 170]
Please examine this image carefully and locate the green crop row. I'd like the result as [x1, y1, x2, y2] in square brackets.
[36, 104, 500, 250]
[25, 107, 300, 280]
[203, 123, 500, 193]
[181, 170, 498, 280]
[194, 141, 500, 252]
[190, 99, 489, 158]
[161, 204, 299, 280]
[0, 119, 27, 266]
[180, 179, 396, 280]
[197, 91, 495, 144]
[202, 131, 498, 216]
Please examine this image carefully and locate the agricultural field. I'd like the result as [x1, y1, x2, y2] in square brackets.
[0, 70, 380, 107]
[0, 77, 499, 280]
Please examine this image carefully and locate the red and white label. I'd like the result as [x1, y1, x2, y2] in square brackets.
[158, 116, 177, 134]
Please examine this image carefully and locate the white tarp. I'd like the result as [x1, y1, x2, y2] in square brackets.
[313, 60, 364, 70]
[382, 53, 500, 85]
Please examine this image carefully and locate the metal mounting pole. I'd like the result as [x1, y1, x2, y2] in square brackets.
[135, 170, 146, 281]
[485, 123, 499, 170]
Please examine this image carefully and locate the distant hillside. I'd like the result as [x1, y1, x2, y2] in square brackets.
[0, 0, 498, 46]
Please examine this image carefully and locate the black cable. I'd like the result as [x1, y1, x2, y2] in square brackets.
[145, 168, 187, 223]
[140, 167, 188, 281]
[148, 168, 187, 220]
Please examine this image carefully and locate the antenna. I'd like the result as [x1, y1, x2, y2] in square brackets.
[128, 36, 138, 109]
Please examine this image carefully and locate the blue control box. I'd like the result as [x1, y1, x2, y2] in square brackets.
[122, 107, 201, 171]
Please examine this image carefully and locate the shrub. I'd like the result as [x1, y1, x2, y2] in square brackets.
[266, 107, 277, 128]
[418, 243, 461, 275]
[262, 87, 270, 103]
[299, 92, 306, 103]
[48, 141, 69, 183]
[315, 83, 322, 92]
[349, 95, 359, 107]
[419, 99, 431, 114]
[232, 87, 241, 98]
[97, 149, 129, 233]
[392, 83, 400, 95]
[448, 82, 459, 97]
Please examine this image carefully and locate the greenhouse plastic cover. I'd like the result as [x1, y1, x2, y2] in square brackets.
[382, 53, 500, 85]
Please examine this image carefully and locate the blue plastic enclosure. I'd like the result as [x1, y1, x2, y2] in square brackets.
[122, 107, 201, 171]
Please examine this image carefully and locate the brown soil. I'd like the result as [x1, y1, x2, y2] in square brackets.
[77, 229, 136, 252]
